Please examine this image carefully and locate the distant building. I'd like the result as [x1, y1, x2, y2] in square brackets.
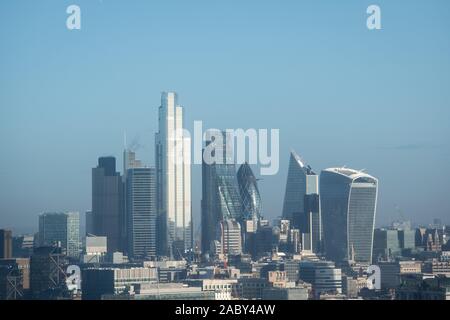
[283, 260, 301, 283]
[273, 218, 290, 245]
[299, 260, 342, 299]
[262, 285, 309, 300]
[186, 279, 239, 300]
[238, 278, 269, 300]
[320, 168, 378, 265]
[123, 149, 143, 176]
[30, 246, 68, 299]
[126, 167, 157, 260]
[373, 229, 401, 262]
[423, 260, 450, 277]
[92, 157, 124, 254]
[396, 274, 450, 300]
[155, 92, 192, 257]
[416, 228, 443, 251]
[267, 271, 292, 288]
[201, 130, 243, 256]
[398, 228, 416, 251]
[0, 229, 13, 259]
[103, 283, 215, 300]
[38, 212, 80, 259]
[253, 224, 277, 258]
[237, 162, 262, 231]
[217, 219, 242, 256]
[289, 228, 301, 254]
[12, 235, 34, 258]
[378, 261, 422, 289]
[81, 267, 158, 300]
[342, 275, 368, 299]
[82, 236, 107, 264]
[85, 210, 94, 236]
[281, 151, 322, 254]
[0, 258, 30, 300]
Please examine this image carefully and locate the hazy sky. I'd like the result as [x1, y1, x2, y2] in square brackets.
[1, 0, 449, 235]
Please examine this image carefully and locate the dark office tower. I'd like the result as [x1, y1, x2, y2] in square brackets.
[85, 210, 94, 236]
[320, 168, 378, 265]
[237, 163, 262, 230]
[92, 156, 124, 253]
[281, 150, 322, 253]
[126, 167, 157, 260]
[201, 130, 243, 255]
[0, 229, 13, 259]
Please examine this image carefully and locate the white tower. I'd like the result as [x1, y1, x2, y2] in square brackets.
[155, 92, 192, 257]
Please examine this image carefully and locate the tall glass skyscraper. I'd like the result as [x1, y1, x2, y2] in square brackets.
[126, 167, 157, 260]
[320, 168, 378, 265]
[281, 150, 322, 253]
[155, 92, 192, 257]
[201, 130, 243, 255]
[237, 162, 262, 228]
[38, 212, 80, 259]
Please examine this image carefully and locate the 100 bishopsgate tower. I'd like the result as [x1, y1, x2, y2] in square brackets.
[155, 92, 192, 258]
[281, 150, 322, 253]
[320, 168, 378, 265]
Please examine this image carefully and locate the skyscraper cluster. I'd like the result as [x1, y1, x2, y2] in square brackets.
[3, 90, 450, 301]
[88, 92, 192, 261]
[198, 139, 379, 271]
[4, 90, 377, 269]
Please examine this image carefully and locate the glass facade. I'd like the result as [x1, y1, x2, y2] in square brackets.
[126, 167, 157, 259]
[155, 92, 192, 257]
[373, 229, 401, 261]
[320, 168, 378, 265]
[399, 229, 416, 250]
[201, 131, 243, 255]
[38, 212, 80, 259]
[281, 150, 321, 253]
[237, 162, 262, 227]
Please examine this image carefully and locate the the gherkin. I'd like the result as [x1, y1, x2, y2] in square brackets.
[237, 163, 262, 225]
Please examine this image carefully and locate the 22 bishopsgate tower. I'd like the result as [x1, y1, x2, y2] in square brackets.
[320, 168, 378, 265]
[155, 92, 193, 258]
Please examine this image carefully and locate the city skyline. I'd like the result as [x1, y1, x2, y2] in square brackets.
[1, 0, 450, 233]
[1, 1, 450, 303]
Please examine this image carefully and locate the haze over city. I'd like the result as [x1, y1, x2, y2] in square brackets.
[1, 0, 450, 234]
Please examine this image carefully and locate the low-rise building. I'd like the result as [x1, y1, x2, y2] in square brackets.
[81, 267, 158, 300]
[396, 274, 450, 300]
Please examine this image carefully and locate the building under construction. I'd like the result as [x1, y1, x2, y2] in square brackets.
[30, 246, 70, 299]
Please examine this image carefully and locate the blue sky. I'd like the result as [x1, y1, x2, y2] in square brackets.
[1, 0, 449, 235]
